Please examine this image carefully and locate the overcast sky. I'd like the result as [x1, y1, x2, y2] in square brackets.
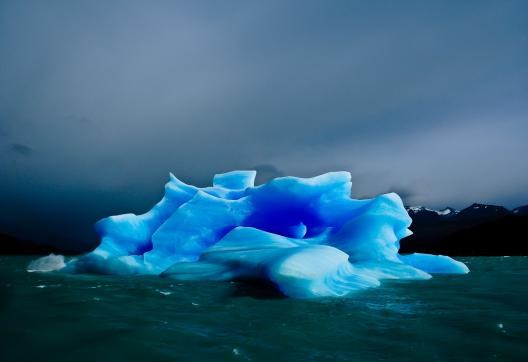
[1, 0, 527, 249]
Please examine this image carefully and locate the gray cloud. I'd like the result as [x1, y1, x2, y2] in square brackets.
[253, 164, 285, 185]
[383, 186, 417, 206]
[0, 0, 526, 249]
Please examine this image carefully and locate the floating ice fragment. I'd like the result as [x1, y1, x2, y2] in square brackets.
[38, 170, 469, 298]
[27, 253, 66, 272]
[399, 253, 469, 274]
[156, 290, 172, 296]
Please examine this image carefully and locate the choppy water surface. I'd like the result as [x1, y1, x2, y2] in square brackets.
[0, 256, 527, 361]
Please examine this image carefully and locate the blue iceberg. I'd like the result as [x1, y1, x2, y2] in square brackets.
[42, 171, 469, 298]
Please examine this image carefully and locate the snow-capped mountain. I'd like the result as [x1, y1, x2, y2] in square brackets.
[456, 203, 510, 221]
[401, 203, 528, 256]
[406, 206, 459, 216]
[512, 205, 528, 215]
[405, 203, 517, 220]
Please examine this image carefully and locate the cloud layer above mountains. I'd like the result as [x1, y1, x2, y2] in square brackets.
[1, 0, 527, 248]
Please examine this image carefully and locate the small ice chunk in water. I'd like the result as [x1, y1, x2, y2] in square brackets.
[156, 290, 172, 296]
[27, 253, 66, 272]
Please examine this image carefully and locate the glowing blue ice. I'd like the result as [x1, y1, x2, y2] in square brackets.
[55, 171, 468, 298]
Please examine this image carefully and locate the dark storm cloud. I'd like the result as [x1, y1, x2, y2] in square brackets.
[7, 143, 33, 156]
[0, 0, 527, 249]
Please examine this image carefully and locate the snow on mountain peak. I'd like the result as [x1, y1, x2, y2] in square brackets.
[406, 206, 459, 216]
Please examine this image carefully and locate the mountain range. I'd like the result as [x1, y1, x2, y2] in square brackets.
[1, 203, 527, 256]
[400, 203, 528, 256]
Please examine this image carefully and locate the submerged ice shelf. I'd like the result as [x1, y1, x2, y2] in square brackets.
[32, 171, 468, 298]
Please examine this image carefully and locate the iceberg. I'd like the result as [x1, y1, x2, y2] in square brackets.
[33, 171, 469, 298]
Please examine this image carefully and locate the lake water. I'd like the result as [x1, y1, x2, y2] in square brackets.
[1, 256, 527, 361]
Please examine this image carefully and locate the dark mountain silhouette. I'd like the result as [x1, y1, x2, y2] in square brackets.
[0, 232, 74, 255]
[456, 203, 510, 223]
[400, 203, 528, 256]
[513, 205, 528, 216]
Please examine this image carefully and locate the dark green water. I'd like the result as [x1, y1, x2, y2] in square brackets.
[0, 256, 527, 362]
